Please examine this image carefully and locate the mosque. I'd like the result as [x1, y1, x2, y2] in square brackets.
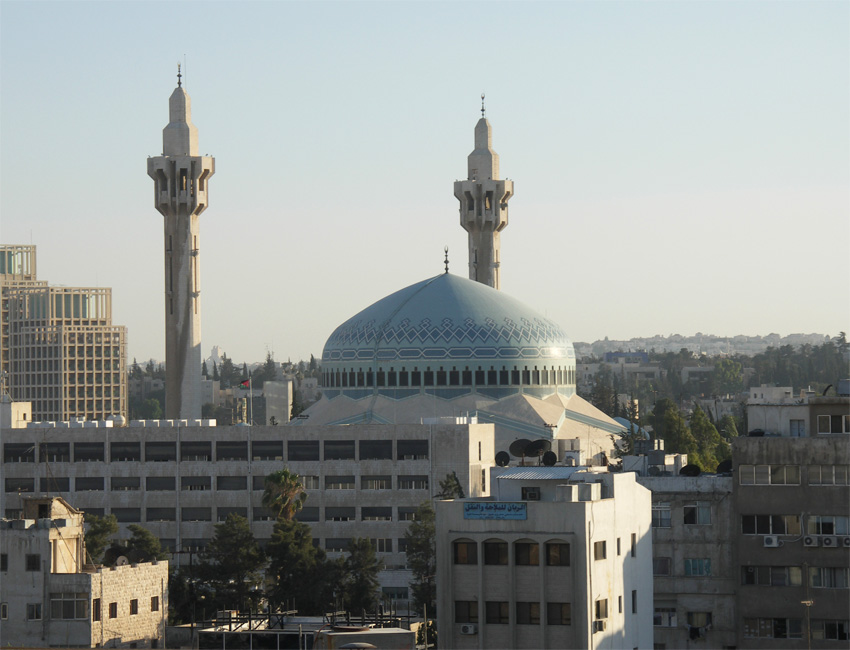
[301, 100, 624, 462]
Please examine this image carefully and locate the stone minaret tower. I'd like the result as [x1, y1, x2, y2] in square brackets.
[453, 96, 513, 290]
[147, 67, 214, 419]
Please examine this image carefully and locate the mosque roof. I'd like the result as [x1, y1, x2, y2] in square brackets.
[321, 273, 574, 366]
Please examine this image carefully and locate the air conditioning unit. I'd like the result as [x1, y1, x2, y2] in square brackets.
[593, 620, 607, 633]
[821, 536, 838, 548]
[763, 535, 780, 548]
[460, 624, 478, 635]
[842, 536, 850, 548]
[803, 536, 819, 547]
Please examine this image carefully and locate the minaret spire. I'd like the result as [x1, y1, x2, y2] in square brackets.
[147, 73, 215, 420]
[453, 99, 514, 290]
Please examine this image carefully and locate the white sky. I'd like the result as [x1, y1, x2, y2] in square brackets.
[2, 1, 848, 364]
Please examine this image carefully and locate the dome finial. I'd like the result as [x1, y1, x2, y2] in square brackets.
[177, 63, 182, 87]
[444, 246, 450, 274]
[481, 93, 486, 118]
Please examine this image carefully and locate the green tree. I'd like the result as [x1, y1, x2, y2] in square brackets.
[262, 469, 307, 520]
[344, 538, 382, 615]
[712, 358, 743, 396]
[202, 360, 209, 378]
[660, 408, 700, 466]
[589, 364, 618, 417]
[198, 514, 265, 612]
[139, 397, 163, 419]
[212, 361, 220, 381]
[436, 472, 465, 499]
[291, 390, 304, 419]
[689, 405, 723, 471]
[403, 502, 436, 613]
[648, 398, 677, 441]
[266, 518, 343, 614]
[130, 358, 143, 380]
[84, 513, 118, 564]
[717, 414, 739, 441]
[106, 524, 169, 562]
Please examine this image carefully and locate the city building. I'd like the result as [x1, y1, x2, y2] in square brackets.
[454, 97, 513, 290]
[0, 496, 167, 649]
[1, 244, 127, 422]
[637, 474, 737, 649]
[733, 435, 849, 648]
[0, 408, 493, 605]
[436, 468, 653, 649]
[147, 67, 215, 420]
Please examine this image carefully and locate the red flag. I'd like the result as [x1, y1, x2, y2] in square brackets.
[241, 379, 250, 388]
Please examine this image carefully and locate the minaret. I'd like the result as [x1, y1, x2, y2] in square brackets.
[147, 67, 214, 419]
[453, 95, 513, 290]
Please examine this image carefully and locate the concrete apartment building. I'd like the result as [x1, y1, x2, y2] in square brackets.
[436, 469, 653, 650]
[0, 496, 167, 649]
[637, 474, 737, 649]
[0, 413, 493, 604]
[0, 244, 128, 423]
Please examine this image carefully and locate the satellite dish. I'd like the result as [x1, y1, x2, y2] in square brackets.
[115, 556, 129, 566]
[509, 439, 531, 458]
[716, 459, 733, 474]
[679, 464, 702, 477]
[542, 451, 557, 466]
[525, 439, 552, 462]
[495, 451, 510, 467]
[648, 466, 661, 476]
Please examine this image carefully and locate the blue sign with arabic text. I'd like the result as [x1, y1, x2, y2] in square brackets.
[463, 501, 527, 520]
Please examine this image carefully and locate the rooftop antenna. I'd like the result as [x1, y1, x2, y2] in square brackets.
[481, 93, 486, 118]
[177, 63, 182, 87]
[444, 246, 450, 274]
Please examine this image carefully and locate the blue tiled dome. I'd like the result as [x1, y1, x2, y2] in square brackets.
[320, 274, 576, 400]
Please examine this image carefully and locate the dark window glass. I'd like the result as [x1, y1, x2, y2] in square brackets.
[486, 601, 509, 624]
[515, 542, 539, 566]
[216, 442, 248, 461]
[324, 440, 355, 460]
[484, 541, 508, 565]
[360, 440, 392, 460]
[454, 541, 478, 564]
[74, 442, 105, 462]
[546, 543, 570, 566]
[288, 440, 320, 461]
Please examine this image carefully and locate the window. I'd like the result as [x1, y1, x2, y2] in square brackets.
[301, 475, 320, 489]
[112, 476, 140, 491]
[486, 601, 509, 624]
[326, 507, 355, 522]
[382, 586, 408, 600]
[76, 477, 104, 491]
[182, 507, 212, 522]
[515, 542, 539, 566]
[790, 419, 806, 437]
[326, 475, 355, 490]
[398, 475, 428, 490]
[547, 602, 571, 625]
[484, 541, 508, 565]
[595, 599, 608, 620]
[181, 476, 211, 491]
[684, 558, 712, 577]
[0, 554, 6, 571]
[110, 441, 140, 461]
[398, 507, 419, 521]
[455, 600, 478, 623]
[145, 442, 176, 462]
[26, 603, 42, 620]
[807, 515, 849, 535]
[683, 501, 711, 525]
[811, 619, 849, 641]
[288, 440, 320, 461]
[632, 590, 637, 614]
[653, 557, 672, 576]
[687, 612, 712, 628]
[397, 440, 428, 460]
[361, 475, 391, 490]
[817, 414, 850, 434]
[741, 565, 802, 586]
[743, 618, 803, 639]
[325, 538, 351, 552]
[112, 508, 141, 523]
[251, 440, 282, 460]
[652, 502, 671, 528]
[0, 603, 6, 620]
[5, 478, 34, 493]
[26, 554, 40, 571]
[146, 476, 176, 491]
[453, 541, 478, 564]
[217, 476, 247, 491]
[654, 608, 677, 627]
[362, 507, 392, 521]
[359, 440, 392, 460]
[216, 507, 247, 522]
[739, 464, 800, 485]
[808, 465, 850, 485]
[617, 537, 621, 556]
[631, 532, 636, 557]
[516, 602, 540, 625]
[92, 598, 101, 621]
[146, 508, 176, 522]
[109, 602, 118, 619]
[324, 440, 355, 460]
[4, 443, 35, 463]
[75, 442, 105, 462]
[810, 566, 850, 588]
[295, 507, 319, 522]
[180, 441, 211, 462]
[151, 596, 159, 612]
[741, 514, 801, 535]
[546, 542, 570, 566]
[594, 540, 607, 560]
[130, 599, 138, 615]
[50, 593, 88, 619]
[371, 538, 392, 553]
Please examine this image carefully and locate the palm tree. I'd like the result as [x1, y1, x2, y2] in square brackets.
[262, 469, 307, 520]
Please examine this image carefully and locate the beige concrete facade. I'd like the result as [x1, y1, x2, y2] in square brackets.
[0, 497, 167, 648]
[147, 72, 214, 421]
[436, 470, 653, 649]
[0, 421, 493, 606]
[454, 111, 513, 290]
